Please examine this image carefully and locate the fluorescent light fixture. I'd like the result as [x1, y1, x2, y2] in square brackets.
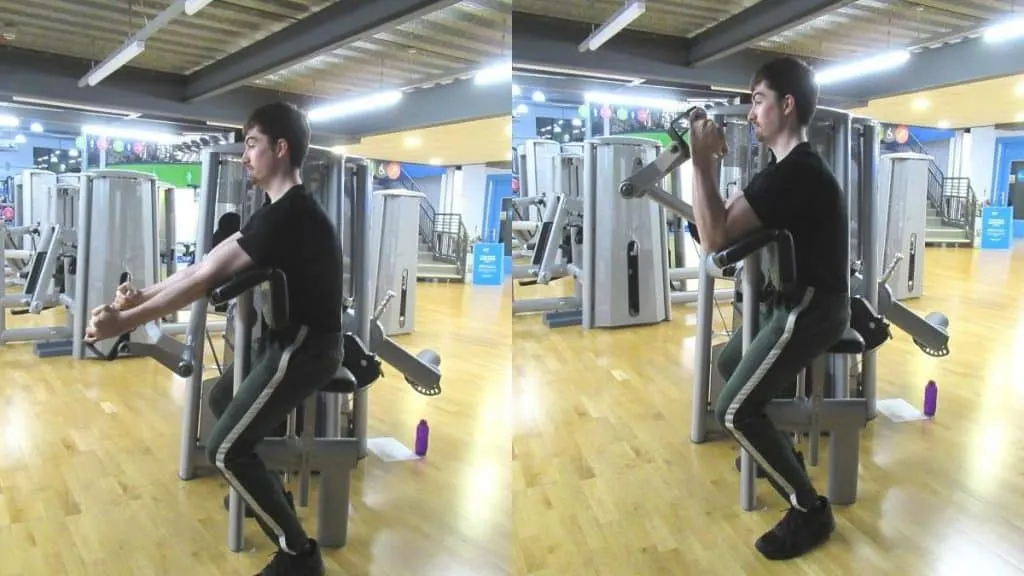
[512, 84, 521, 96]
[814, 50, 910, 86]
[14, 134, 26, 144]
[584, 91, 687, 111]
[11, 96, 139, 117]
[81, 40, 146, 87]
[474, 62, 511, 85]
[515, 103, 528, 114]
[531, 90, 545, 103]
[984, 17, 1024, 43]
[331, 146, 347, 155]
[83, 124, 183, 145]
[184, 0, 215, 16]
[29, 122, 43, 133]
[711, 85, 751, 94]
[206, 120, 242, 129]
[307, 90, 403, 123]
[0, 115, 18, 128]
[579, 1, 646, 52]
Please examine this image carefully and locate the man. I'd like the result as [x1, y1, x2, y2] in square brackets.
[687, 56, 850, 560]
[86, 101, 343, 576]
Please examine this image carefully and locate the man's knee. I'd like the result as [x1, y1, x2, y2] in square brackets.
[208, 369, 234, 419]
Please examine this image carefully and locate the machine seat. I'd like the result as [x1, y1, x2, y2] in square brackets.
[828, 327, 866, 355]
[322, 367, 358, 395]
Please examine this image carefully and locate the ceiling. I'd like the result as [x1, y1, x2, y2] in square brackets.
[851, 73, 1024, 129]
[342, 115, 511, 166]
[513, 0, 1010, 62]
[0, 0, 511, 100]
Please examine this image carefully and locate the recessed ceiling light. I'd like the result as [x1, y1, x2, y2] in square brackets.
[428, 157, 442, 165]
[403, 135, 421, 148]
[912, 97, 930, 111]
[937, 120, 950, 128]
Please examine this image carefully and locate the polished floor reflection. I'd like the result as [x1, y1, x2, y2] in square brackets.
[0, 282, 510, 575]
[512, 244, 1024, 576]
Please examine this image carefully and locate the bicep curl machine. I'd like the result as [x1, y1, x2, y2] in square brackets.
[619, 107, 952, 511]
[87, 146, 443, 552]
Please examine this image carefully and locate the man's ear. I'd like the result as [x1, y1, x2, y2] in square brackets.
[275, 138, 290, 161]
[781, 94, 795, 118]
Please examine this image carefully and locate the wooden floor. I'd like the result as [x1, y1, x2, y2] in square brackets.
[512, 242, 1024, 576]
[3, 242, 1024, 575]
[0, 282, 510, 575]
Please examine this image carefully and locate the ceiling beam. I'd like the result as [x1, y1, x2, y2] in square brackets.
[511, 11, 1024, 104]
[183, 0, 462, 102]
[0, 47, 509, 143]
[511, 13, 782, 91]
[822, 35, 1024, 101]
[686, 0, 857, 66]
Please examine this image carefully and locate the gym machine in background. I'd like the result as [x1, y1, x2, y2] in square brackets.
[1, 169, 223, 353]
[578, 137, 671, 329]
[878, 152, 931, 301]
[509, 137, 734, 327]
[371, 189, 424, 336]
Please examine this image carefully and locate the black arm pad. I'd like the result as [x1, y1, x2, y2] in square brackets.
[711, 229, 797, 287]
[210, 267, 290, 329]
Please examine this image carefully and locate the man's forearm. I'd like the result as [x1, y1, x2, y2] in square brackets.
[122, 269, 212, 329]
[692, 159, 727, 251]
[139, 265, 200, 303]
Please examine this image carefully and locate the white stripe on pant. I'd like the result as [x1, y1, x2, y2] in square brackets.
[724, 288, 814, 507]
[215, 326, 308, 553]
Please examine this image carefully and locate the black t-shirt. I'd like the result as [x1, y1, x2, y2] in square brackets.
[743, 142, 849, 295]
[236, 184, 343, 335]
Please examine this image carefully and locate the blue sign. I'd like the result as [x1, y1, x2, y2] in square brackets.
[981, 206, 1013, 249]
[472, 243, 505, 286]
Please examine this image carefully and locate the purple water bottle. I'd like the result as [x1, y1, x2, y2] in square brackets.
[923, 380, 938, 417]
[415, 419, 430, 456]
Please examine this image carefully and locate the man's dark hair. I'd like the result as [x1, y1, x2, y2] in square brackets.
[750, 57, 819, 127]
[244, 101, 311, 169]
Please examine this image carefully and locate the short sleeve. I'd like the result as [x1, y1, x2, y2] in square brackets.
[743, 165, 798, 231]
[236, 205, 288, 267]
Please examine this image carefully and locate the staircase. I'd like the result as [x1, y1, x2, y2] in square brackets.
[403, 169, 469, 282]
[882, 136, 977, 247]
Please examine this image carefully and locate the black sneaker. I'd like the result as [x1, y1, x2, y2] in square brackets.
[734, 450, 806, 478]
[224, 490, 295, 518]
[754, 496, 836, 560]
[257, 538, 325, 576]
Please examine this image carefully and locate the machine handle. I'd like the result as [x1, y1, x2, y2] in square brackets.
[209, 267, 290, 329]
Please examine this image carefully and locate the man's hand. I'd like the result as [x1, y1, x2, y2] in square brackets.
[112, 282, 144, 311]
[689, 107, 728, 166]
[84, 304, 127, 343]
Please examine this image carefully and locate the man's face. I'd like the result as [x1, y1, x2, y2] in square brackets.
[747, 81, 790, 144]
[241, 126, 284, 185]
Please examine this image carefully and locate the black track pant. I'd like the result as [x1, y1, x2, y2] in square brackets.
[714, 287, 848, 509]
[207, 326, 341, 552]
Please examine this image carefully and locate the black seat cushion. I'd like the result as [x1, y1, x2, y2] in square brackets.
[828, 327, 865, 355]
[322, 367, 358, 394]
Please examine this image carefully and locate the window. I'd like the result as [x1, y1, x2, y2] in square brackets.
[535, 117, 586, 143]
